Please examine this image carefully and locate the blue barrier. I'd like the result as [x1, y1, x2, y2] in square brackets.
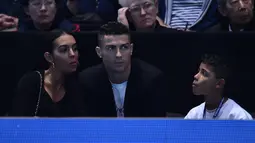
[0, 118, 254, 143]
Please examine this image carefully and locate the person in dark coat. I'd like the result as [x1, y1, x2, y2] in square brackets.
[79, 22, 168, 117]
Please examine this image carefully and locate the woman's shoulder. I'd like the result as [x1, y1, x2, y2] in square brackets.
[18, 71, 43, 87]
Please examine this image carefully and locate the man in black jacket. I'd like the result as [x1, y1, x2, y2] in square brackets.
[79, 21, 167, 117]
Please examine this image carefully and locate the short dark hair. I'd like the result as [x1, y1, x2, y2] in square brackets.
[98, 21, 130, 46]
[201, 54, 229, 79]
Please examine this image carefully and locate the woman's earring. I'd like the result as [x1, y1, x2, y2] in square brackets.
[52, 63, 55, 68]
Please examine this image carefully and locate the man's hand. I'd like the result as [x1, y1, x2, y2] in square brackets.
[0, 14, 18, 31]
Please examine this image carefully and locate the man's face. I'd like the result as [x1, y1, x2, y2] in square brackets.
[128, 0, 158, 29]
[27, 0, 57, 25]
[223, 0, 254, 24]
[192, 63, 219, 96]
[98, 34, 133, 73]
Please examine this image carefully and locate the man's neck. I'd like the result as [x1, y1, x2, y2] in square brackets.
[204, 92, 225, 110]
[108, 68, 131, 84]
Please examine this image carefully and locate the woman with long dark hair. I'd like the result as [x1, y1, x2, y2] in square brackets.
[10, 31, 85, 117]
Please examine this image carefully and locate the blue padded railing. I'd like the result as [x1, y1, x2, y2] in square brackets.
[0, 118, 254, 143]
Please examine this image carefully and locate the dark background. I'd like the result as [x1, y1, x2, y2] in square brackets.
[0, 32, 254, 116]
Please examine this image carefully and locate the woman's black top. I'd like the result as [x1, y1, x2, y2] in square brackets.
[10, 70, 86, 117]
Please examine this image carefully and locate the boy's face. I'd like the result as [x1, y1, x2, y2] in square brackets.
[192, 63, 220, 95]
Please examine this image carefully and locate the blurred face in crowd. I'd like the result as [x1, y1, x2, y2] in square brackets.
[192, 63, 224, 96]
[96, 34, 133, 73]
[220, 0, 254, 24]
[128, 0, 158, 29]
[26, 0, 57, 25]
[45, 34, 79, 74]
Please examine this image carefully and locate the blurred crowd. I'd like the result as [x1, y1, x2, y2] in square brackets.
[0, 0, 254, 32]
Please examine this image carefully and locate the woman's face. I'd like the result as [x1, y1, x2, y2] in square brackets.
[50, 34, 79, 74]
[27, 0, 57, 25]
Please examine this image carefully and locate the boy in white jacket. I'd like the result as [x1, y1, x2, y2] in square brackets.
[185, 54, 252, 120]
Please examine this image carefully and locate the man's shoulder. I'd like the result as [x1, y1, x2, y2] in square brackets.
[133, 59, 163, 77]
[79, 64, 104, 82]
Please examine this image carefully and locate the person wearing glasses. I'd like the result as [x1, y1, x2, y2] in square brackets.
[79, 22, 168, 117]
[10, 31, 85, 117]
[0, 0, 80, 32]
[117, 0, 179, 31]
[185, 54, 252, 120]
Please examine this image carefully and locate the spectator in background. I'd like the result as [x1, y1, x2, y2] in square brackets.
[9, 31, 85, 117]
[185, 54, 252, 120]
[65, 0, 122, 23]
[97, 0, 122, 22]
[62, 0, 105, 31]
[0, 0, 80, 32]
[79, 22, 168, 117]
[157, 0, 220, 31]
[63, 0, 99, 19]
[207, 0, 254, 32]
[118, 0, 179, 32]
[18, 0, 80, 31]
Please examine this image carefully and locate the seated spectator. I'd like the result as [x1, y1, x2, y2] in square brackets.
[207, 0, 254, 32]
[9, 31, 85, 117]
[63, 0, 104, 31]
[18, 0, 80, 32]
[79, 22, 168, 117]
[157, 0, 220, 31]
[65, 0, 121, 23]
[0, 0, 80, 32]
[185, 54, 252, 120]
[118, 0, 180, 32]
